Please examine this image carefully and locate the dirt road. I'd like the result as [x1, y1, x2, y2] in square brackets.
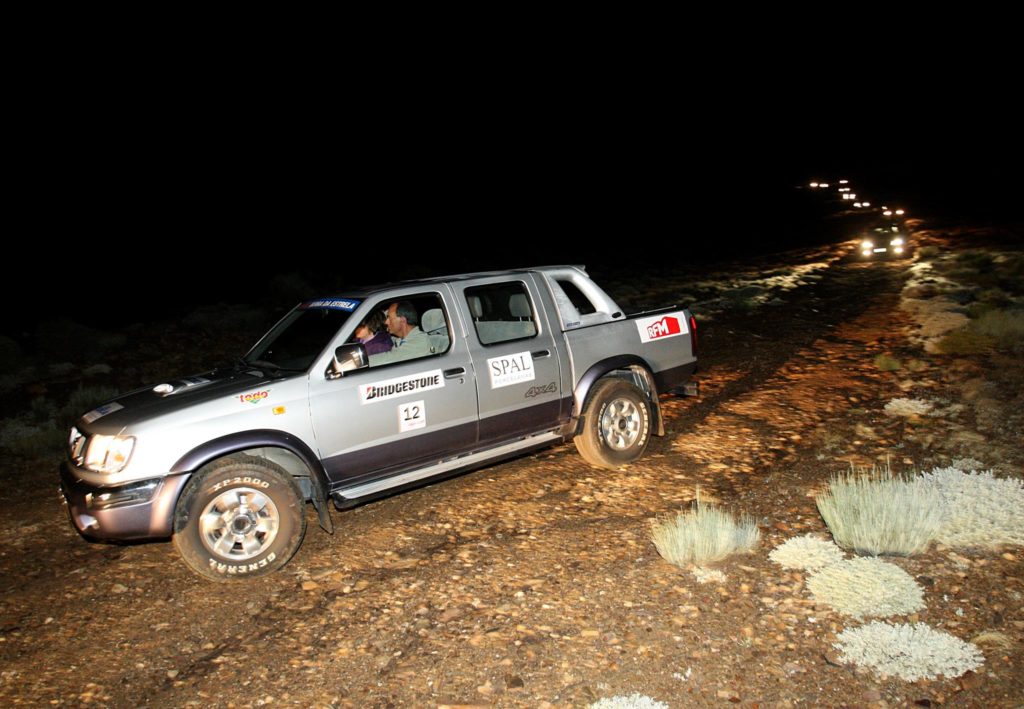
[2, 231, 1021, 707]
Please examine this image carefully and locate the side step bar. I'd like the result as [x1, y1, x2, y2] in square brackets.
[331, 431, 562, 501]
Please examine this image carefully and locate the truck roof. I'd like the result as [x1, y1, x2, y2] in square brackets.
[321, 265, 588, 300]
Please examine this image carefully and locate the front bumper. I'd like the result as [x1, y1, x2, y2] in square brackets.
[59, 462, 191, 541]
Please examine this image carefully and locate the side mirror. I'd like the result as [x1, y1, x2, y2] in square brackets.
[327, 343, 368, 379]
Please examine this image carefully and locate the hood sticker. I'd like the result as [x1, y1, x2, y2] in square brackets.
[360, 369, 444, 404]
[487, 351, 535, 389]
[636, 311, 688, 343]
[82, 402, 124, 424]
[239, 390, 270, 405]
[301, 298, 361, 312]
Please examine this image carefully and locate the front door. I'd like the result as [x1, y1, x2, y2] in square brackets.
[307, 288, 478, 485]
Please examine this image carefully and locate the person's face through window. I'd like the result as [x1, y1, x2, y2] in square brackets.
[384, 304, 402, 336]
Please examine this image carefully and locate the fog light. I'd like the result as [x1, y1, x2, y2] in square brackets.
[894, 246, 904, 254]
[86, 479, 161, 510]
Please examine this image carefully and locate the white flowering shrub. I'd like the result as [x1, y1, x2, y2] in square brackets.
[835, 622, 983, 681]
[920, 467, 1024, 548]
[769, 534, 845, 571]
[884, 397, 934, 417]
[807, 557, 925, 619]
[589, 695, 669, 709]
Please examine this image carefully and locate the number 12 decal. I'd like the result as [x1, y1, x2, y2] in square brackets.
[398, 400, 426, 432]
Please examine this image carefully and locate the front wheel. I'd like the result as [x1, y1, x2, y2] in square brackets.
[173, 456, 306, 581]
[574, 378, 652, 469]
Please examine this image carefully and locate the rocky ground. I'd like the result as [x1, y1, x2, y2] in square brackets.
[0, 225, 1021, 707]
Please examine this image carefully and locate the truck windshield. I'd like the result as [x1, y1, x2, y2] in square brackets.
[245, 305, 355, 372]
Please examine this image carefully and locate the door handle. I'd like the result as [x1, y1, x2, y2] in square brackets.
[531, 349, 550, 358]
[444, 367, 466, 378]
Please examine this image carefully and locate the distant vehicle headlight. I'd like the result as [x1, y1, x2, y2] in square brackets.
[861, 240, 874, 250]
[83, 435, 135, 474]
[893, 246, 904, 254]
[891, 237, 904, 246]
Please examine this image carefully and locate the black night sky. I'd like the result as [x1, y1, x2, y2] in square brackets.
[5, 94, 1019, 337]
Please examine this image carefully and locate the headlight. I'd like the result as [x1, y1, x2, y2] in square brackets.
[891, 237, 904, 246]
[83, 435, 135, 474]
[861, 240, 874, 250]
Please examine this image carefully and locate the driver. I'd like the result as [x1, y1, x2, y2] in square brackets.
[368, 301, 433, 365]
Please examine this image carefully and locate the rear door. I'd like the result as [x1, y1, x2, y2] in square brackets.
[451, 276, 564, 442]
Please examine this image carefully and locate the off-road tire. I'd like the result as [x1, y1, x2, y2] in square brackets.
[574, 378, 652, 469]
[173, 455, 306, 581]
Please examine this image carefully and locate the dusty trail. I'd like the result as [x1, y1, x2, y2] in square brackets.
[2, 236, 1020, 707]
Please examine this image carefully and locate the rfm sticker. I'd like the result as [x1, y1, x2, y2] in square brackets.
[635, 311, 688, 343]
[398, 400, 426, 432]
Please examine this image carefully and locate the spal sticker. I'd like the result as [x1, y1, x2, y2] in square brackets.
[487, 351, 535, 389]
[398, 400, 426, 432]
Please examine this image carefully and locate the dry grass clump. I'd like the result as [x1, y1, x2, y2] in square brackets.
[816, 468, 944, 556]
[769, 534, 845, 571]
[835, 622, 983, 681]
[873, 353, 902, 372]
[651, 495, 760, 568]
[972, 309, 1024, 353]
[936, 328, 996, 355]
[808, 557, 925, 618]
[884, 398, 934, 417]
[920, 467, 1024, 548]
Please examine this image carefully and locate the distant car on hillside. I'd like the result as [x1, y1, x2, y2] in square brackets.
[858, 222, 910, 260]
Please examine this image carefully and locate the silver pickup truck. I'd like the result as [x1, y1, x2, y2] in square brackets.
[60, 266, 697, 581]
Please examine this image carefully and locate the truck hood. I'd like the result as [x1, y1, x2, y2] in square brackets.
[78, 366, 296, 434]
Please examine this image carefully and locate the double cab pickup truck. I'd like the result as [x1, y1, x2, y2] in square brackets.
[61, 266, 697, 581]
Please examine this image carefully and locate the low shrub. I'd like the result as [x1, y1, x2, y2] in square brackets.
[816, 467, 944, 556]
[873, 353, 902, 372]
[972, 309, 1024, 353]
[808, 557, 925, 618]
[651, 494, 759, 567]
[835, 622, 983, 682]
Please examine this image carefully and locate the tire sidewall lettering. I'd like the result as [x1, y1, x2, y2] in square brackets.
[209, 476, 272, 494]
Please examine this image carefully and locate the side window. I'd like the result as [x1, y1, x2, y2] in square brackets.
[556, 279, 597, 315]
[360, 292, 451, 368]
[465, 282, 538, 345]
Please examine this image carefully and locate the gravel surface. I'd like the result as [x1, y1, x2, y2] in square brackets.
[1, 227, 1021, 707]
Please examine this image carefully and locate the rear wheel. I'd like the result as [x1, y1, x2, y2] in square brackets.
[575, 378, 652, 469]
[173, 456, 306, 581]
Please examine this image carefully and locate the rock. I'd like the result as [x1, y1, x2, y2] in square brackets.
[111, 584, 128, 594]
[166, 669, 179, 679]
[862, 689, 882, 702]
[301, 581, 319, 591]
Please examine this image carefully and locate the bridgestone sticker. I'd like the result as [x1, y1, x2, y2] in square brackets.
[82, 402, 124, 423]
[487, 351, 535, 389]
[360, 370, 444, 404]
[636, 311, 688, 343]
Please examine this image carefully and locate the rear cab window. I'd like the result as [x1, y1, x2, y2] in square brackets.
[464, 282, 538, 345]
